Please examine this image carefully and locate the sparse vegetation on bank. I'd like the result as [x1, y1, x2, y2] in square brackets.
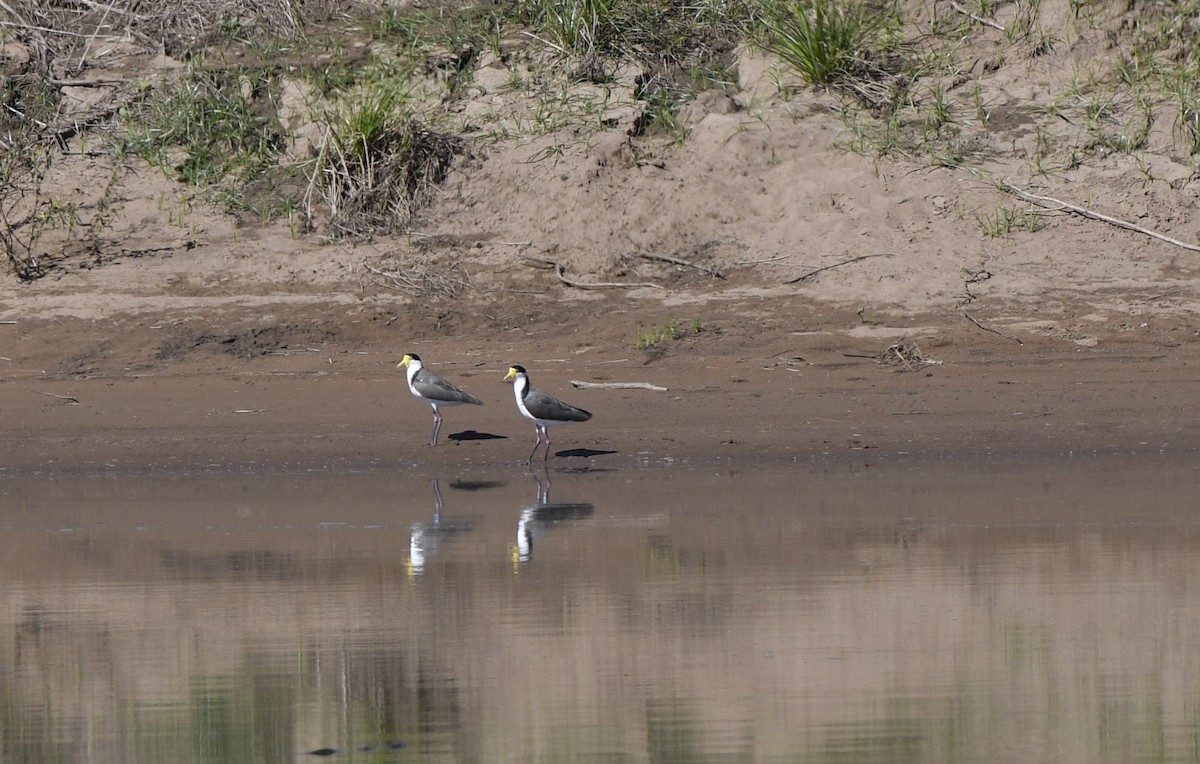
[4, 0, 1200, 278]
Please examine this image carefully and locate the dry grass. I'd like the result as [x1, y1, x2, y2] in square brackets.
[0, 0, 339, 63]
[307, 112, 464, 238]
[361, 254, 471, 298]
[879, 341, 940, 371]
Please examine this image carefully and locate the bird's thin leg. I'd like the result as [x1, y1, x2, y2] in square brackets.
[431, 479, 443, 522]
[430, 408, 442, 446]
[526, 427, 542, 465]
[541, 426, 552, 462]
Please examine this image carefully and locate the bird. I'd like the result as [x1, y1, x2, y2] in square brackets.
[514, 472, 594, 566]
[399, 353, 483, 446]
[503, 364, 592, 463]
[408, 479, 472, 578]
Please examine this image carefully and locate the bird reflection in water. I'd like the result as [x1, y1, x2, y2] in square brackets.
[407, 479, 474, 578]
[514, 471, 594, 567]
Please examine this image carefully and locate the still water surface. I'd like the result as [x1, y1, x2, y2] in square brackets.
[2, 454, 1200, 763]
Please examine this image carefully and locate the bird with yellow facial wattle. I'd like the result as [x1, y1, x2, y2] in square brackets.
[503, 364, 592, 464]
[399, 353, 483, 446]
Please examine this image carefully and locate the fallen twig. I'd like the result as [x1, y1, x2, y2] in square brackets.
[520, 257, 662, 289]
[571, 380, 668, 391]
[556, 264, 662, 290]
[950, 1, 1005, 30]
[735, 254, 793, 266]
[962, 310, 1024, 344]
[50, 78, 130, 87]
[42, 392, 80, 404]
[638, 252, 724, 278]
[1001, 181, 1200, 254]
[786, 253, 894, 284]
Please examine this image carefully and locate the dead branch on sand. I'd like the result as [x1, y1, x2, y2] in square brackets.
[521, 257, 664, 290]
[570, 380, 668, 391]
[1001, 181, 1200, 254]
[41, 392, 80, 403]
[961, 310, 1023, 344]
[637, 252, 724, 279]
[786, 253, 894, 284]
[735, 254, 793, 266]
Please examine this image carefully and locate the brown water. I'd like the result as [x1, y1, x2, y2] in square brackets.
[2, 454, 1199, 763]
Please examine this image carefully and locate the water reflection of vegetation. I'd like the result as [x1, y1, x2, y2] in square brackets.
[7, 468, 1200, 762]
[646, 698, 708, 762]
[126, 670, 293, 762]
[641, 539, 707, 576]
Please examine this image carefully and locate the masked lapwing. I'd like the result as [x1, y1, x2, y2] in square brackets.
[399, 353, 483, 446]
[503, 364, 592, 463]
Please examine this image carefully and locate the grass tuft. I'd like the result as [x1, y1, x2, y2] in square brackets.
[119, 62, 285, 209]
[306, 83, 464, 238]
[758, 0, 888, 88]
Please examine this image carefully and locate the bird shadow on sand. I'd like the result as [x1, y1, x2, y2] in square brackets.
[447, 430, 507, 442]
[553, 448, 618, 459]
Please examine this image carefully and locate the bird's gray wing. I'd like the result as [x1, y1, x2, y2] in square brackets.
[525, 386, 591, 422]
[414, 368, 483, 405]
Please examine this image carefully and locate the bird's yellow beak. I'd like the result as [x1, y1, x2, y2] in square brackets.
[503, 367, 517, 383]
[399, 354, 413, 369]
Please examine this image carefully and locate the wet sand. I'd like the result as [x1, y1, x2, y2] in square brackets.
[3, 303, 1197, 474]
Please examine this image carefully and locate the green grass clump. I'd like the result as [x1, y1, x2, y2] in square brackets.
[308, 82, 463, 237]
[120, 63, 284, 207]
[758, 0, 894, 88]
[515, 0, 618, 56]
[635, 317, 707, 352]
[978, 205, 1044, 239]
[637, 319, 679, 350]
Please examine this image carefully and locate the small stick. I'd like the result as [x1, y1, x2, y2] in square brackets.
[0, 20, 99, 38]
[1001, 181, 1200, 254]
[638, 252, 724, 278]
[50, 78, 129, 87]
[962, 310, 1024, 344]
[786, 253, 894, 284]
[521, 257, 663, 289]
[735, 254, 793, 266]
[585, 358, 630, 366]
[554, 263, 662, 290]
[42, 393, 80, 403]
[571, 380, 668, 391]
[950, 1, 1005, 30]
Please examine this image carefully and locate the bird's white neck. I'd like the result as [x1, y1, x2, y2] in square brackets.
[511, 372, 529, 402]
[406, 359, 423, 384]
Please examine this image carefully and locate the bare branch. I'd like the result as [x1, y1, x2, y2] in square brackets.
[570, 380, 668, 391]
[786, 253, 894, 284]
[962, 310, 1024, 344]
[637, 252, 724, 278]
[1001, 181, 1200, 254]
[520, 258, 662, 289]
